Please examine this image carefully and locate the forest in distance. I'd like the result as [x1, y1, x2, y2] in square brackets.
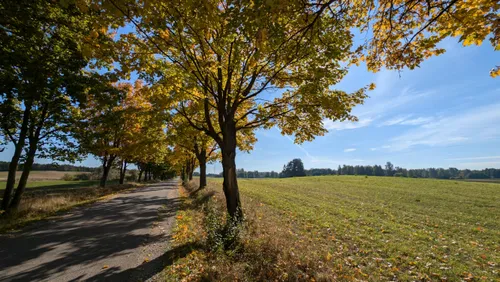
[202, 159, 500, 180]
[2, 159, 499, 181]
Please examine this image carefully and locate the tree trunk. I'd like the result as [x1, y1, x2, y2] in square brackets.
[100, 156, 114, 188]
[197, 153, 207, 189]
[138, 169, 143, 182]
[181, 166, 186, 184]
[221, 125, 242, 220]
[143, 168, 148, 182]
[188, 159, 194, 181]
[9, 101, 47, 211]
[9, 143, 36, 210]
[119, 160, 127, 185]
[1, 101, 32, 211]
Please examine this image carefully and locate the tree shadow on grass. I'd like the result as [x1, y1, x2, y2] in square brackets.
[178, 188, 215, 212]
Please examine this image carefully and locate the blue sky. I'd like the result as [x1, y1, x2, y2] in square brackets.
[229, 38, 500, 173]
[1, 38, 498, 173]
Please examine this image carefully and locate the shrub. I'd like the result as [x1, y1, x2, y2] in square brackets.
[61, 173, 74, 181]
[73, 173, 90, 181]
[126, 170, 138, 181]
[393, 172, 405, 177]
[203, 200, 242, 253]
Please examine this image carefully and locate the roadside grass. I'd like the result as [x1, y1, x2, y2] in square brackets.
[0, 180, 139, 233]
[163, 176, 499, 281]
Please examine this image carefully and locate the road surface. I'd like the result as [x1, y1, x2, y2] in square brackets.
[0, 179, 180, 282]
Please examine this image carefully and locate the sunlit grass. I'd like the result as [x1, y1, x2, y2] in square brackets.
[206, 176, 500, 280]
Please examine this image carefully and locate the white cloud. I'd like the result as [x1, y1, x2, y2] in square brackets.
[325, 70, 435, 131]
[380, 115, 412, 126]
[370, 145, 391, 151]
[324, 118, 373, 130]
[358, 87, 434, 117]
[446, 156, 500, 161]
[401, 117, 434, 125]
[380, 115, 433, 126]
[389, 103, 500, 151]
[344, 148, 356, 152]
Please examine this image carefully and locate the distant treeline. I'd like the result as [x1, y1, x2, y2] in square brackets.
[206, 159, 500, 180]
[335, 163, 500, 179]
[0, 161, 96, 172]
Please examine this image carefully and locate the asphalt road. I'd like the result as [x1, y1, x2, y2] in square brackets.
[0, 179, 180, 282]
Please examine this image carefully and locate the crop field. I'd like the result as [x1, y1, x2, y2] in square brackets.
[0, 171, 89, 181]
[208, 176, 499, 280]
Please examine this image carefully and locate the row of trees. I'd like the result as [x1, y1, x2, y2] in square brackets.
[0, 1, 179, 213]
[1, 0, 497, 218]
[335, 163, 497, 179]
[235, 159, 500, 180]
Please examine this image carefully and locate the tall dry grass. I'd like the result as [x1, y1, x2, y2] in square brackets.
[164, 180, 337, 281]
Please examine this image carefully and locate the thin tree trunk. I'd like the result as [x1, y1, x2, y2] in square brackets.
[143, 168, 148, 182]
[188, 158, 194, 181]
[181, 166, 186, 184]
[9, 101, 47, 211]
[119, 160, 127, 184]
[198, 153, 207, 189]
[100, 156, 114, 188]
[221, 125, 242, 221]
[9, 143, 36, 210]
[138, 169, 143, 182]
[1, 101, 32, 210]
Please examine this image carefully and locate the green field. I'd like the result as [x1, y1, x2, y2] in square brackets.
[213, 176, 500, 280]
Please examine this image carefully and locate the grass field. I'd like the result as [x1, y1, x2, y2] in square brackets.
[167, 176, 500, 281]
[0, 171, 89, 181]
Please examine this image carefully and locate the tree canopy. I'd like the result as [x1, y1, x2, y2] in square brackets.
[1, 0, 497, 216]
[0, 0, 109, 211]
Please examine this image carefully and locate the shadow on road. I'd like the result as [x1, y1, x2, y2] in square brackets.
[85, 241, 202, 281]
[0, 181, 181, 282]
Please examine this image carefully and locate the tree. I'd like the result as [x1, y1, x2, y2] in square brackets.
[0, 0, 103, 211]
[75, 81, 158, 187]
[85, 0, 498, 219]
[75, 83, 125, 187]
[385, 162, 394, 176]
[167, 112, 219, 189]
[102, 0, 367, 219]
[281, 158, 306, 178]
[373, 165, 384, 176]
